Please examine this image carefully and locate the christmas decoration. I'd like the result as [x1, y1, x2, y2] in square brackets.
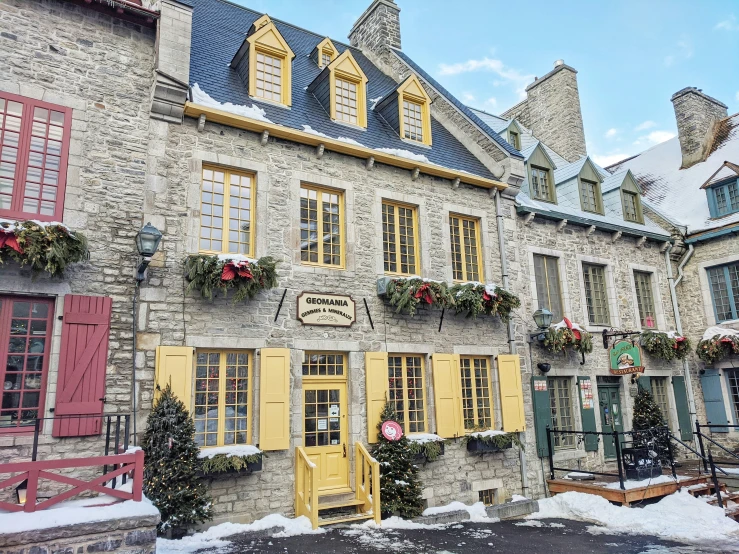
[450, 282, 521, 321]
[543, 318, 593, 355]
[462, 428, 523, 452]
[199, 452, 262, 475]
[141, 385, 212, 533]
[631, 385, 674, 468]
[0, 220, 88, 277]
[640, 331, 691, 361]
[184, 254, 278, 303]
[406, 435, 445, 462]
[385, 277, 453, 316]
[370, 401, 424, 518]
[696, 327, 739, 364]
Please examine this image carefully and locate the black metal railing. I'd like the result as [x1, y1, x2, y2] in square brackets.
[694, 422, 739, 509]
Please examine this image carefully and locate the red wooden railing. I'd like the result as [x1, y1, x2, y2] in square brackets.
[0, 449, 144, 513]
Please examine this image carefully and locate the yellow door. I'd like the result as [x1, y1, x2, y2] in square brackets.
[303, 381, 349, 492]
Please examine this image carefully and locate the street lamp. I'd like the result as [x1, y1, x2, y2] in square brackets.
[529, 308, 553, 342]
[135, 222, 163, 281]
[16, 479, 27, 505]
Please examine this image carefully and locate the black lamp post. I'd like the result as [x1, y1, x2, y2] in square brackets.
[135, 222, 163, 282]
[529, 308, 553, 341]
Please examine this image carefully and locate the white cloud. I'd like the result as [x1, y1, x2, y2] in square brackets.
[715, 14, 739, 31]
[484, 97, 498, 108]
[634, 130, 676, 146]
[664, 38, 693, 67]
[664, 55, 675, 67]
[462, 93, 476, 103]
[592, 153, 629, 167]
[605, 128, 618, 138]
[437, 57, 534, 99]
[736, 90, 739, 102]
[634, 120, 657, 131]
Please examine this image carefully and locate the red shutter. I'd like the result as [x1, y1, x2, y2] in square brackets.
[53, 295, 112, 438]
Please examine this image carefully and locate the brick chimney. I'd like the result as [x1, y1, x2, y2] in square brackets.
[348, 0, 401, 65]
[501, 60, 586, 163]
[671, 87, 728, 169]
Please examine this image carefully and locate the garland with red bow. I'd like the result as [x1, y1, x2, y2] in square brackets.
[640, 331, 691, 361]
[696, 333, 739, 364]
[0, 220, 88, 277]
[543, 318, 594, 354]
[184, 254, 278, 303]
[385, 278, 454, 316]
[450, 282, 521, 321]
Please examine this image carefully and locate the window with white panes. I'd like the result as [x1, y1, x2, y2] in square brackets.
[402, 100, 424, 142]
[199, 167, 254, 256]
[334, 78, 358, 125]
[382, 201, 418, 276]
[634, 271, 657, 328]
[321, 51, 332, 68]
[388, 355, 426, 434]
[533, 254, 564, 321]
[531, 166, 553, 202]
[255, 51, 282, 103]
[707, 262, 739, 322]
[450, 215, 482, 282]
[583, 263, 610, 326]
[460, 357, 493, 430]
[299, 184, 343, 267]
[548, 377, 575, 449]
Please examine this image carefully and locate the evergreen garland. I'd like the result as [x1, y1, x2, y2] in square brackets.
[462, 430, 523, 450]
[450, 282, 521, 321]
[200, 452, 262, 474]
[640, 331, 691, 361]
[696, 333, 739, 364]
[141, 385, 212, 532]
[385, 278, 453, 316]
[543, 326, 594, 355]
[406, 438, 445, 461]
[631, 386, 674, 466]
[0, 220, 88, 277]
[184, 254, 278, 303]
[370, 401, 424, 518]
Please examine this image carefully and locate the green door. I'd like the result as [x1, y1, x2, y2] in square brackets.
[598, 385, 624, 459]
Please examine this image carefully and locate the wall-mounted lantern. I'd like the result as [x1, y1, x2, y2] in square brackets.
[135, 222, 163, 282]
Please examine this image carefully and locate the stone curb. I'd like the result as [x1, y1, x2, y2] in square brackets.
[412, 499, 539, 526]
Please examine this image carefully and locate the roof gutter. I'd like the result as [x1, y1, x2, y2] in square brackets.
[183, 102, 507, 191]
[685, 222, 739, 244]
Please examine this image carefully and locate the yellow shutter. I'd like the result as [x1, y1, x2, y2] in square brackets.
[259, 348, 291, 451]
[432, 354, 463, 438]
[497, 354, 525, 432]
[154, 346, 193, 407]
[365, 352, 388, 443]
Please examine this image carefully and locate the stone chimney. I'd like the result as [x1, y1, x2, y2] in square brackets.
[501, 60, 586, 163]
[348, 0, 401, 66]
[671, 87, 728, 169]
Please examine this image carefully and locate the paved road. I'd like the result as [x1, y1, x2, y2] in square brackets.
[211, 518, 738, 554]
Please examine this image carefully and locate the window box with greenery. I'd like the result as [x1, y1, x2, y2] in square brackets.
[184, 254, 278, 303]
[406, 434, 445, 462]
[640, 330, 691, 361]
[463, 430, 522, 454]
[543, 318, 594, 355]
[0, 220, 88, 277]
[197, 445, 263, 477]
[450, 282, 520, 321]
[381, 277, 454, 316]
[696, 327, 739, 364]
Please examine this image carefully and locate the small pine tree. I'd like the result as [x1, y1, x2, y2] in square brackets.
[370, 401, 424, 519]
[632, 385, 674, 466]
[142, 384, 212, 533]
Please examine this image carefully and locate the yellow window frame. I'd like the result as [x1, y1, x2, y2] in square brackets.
[460, 356, 495, 431]
[315, 37, 337, 68]
[194, 349, 253, 448]
[246, 16, 294, 107]
[301, 351, 348, 379]
[382, 200, 420, 276]
[388, 354, 427, 435]
[328, 50, 368, 128]
[299, 183, 345, 269]
[397, 75, 432, 146]
[199, 165, 256, 257]
[449, 213, 484, 282]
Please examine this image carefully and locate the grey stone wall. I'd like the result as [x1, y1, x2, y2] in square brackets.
[348, 0, 401, 68]
[671, 87, 728, 169]
[0, 0, 155, 481]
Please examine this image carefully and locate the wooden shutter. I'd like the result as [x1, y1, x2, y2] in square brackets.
[531, 376, 551, 457]
[700, 369, 729, 432]
[498, 354, 525, 432]
[637, 376, 652, 394]
[432, 354, 463, 438]
[365, 352, 388, 443]
[577, 376, 598, 451]
[259, 348, 291, 450]
[155, 346, 194, 405]
[671, 376, 693, 441]
[53, 295, 112, 438]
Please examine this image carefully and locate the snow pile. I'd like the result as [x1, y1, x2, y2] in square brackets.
[466, 430, 507, 440]
[337, 136, 364, 146]
[369, 95, 383, 110]
[702, 326, 739, 341]
[422, 501, 497, 523]
[302, 125, 330, 138]
[529, 491, 739, 544]
[564, 472, 595, 480]
[375, 147, 430, 164]
[357, 516, 444, 530]
[603, 475, 688, 490]
[198, 445, 261, 459]
[191, 83, 272, 123]
[511, 494, 529, 502]
[157, 514, 324, 554]
[216, 253, 259, 264]
[552, 319, 585, 332]
[406, 433, 444, 444]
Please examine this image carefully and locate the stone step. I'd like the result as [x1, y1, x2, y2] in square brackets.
[317, 512, 374, 527]
[317, 498, 365, 511]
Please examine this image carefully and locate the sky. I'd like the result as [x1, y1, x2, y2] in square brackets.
[229, 0, 738, 167]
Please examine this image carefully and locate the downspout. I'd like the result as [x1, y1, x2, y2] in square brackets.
[665, 244, 698, 450]
[494, 188, 529, 495]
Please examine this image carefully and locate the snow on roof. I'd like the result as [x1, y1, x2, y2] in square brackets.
[609, 112, 739, 234]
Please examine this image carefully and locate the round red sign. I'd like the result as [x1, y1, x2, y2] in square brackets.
[381, 420, 403, 441]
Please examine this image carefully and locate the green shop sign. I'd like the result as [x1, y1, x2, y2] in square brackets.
[608, 339, 645, 375]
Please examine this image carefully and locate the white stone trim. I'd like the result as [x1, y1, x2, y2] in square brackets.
[294, 340, 360, 352]
[385, 343, 434, 354]
[525, 245, 574, 320]
[453, 346, 499, 356]
[697, 253, 739, 327]
[440, 203, 494, 284]
[373, 188, 430, 277]
[576, 254, 620, 332]
[627, 263, 667, 331]
[471, 478, 503, 492]
[186, 336, 266, 349]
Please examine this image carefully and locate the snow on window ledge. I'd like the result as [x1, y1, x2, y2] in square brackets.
[406, 433, 444, 443]
[197, 445, 262, 459]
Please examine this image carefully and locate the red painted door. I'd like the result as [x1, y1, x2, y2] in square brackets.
[53, 295, 112, 437]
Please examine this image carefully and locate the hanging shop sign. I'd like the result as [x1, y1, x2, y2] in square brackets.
[381, 420, 403, 441]
[297, 292, 356, 327]
[608, 339, 645, 375]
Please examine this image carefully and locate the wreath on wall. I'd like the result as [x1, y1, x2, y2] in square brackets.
[449, 282, 521, 321]
[640, 330, 691, 361]
[543, 318, 594, 355]
[184, 254, 278, 303]
[0, 220, 89, 277]
[385, 277, 454, 316]
[696, 327, 739, 364]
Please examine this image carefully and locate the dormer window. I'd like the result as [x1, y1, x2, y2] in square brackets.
[322, 51, 332, 67]
[710, 180, 739, 217]
[403, 99, 423, 142]
[622, 191, 643, 223]
[508, 130, 520, 150]
[308, 49, 368, 129]
[580, 179, 603, 214]
[313, 37, 338, 68]
[335, 77, 358, 125]
[531, 166, 554, 202]
[375, 74, 432, 146]
[255, 52, 283, 103]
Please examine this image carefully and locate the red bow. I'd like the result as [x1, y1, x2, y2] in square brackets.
[563, 317, 581, 340]
[483, 291, 492, 302]
[0, 232, 22, 254]
[414, 283, 434, 305]
[220, 261, 254, 282]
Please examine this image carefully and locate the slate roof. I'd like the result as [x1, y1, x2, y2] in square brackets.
[609, 112, 739, 234]
[187, 0, 496, 179]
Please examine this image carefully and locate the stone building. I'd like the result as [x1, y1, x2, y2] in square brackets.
[611, 87, 739, 445]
